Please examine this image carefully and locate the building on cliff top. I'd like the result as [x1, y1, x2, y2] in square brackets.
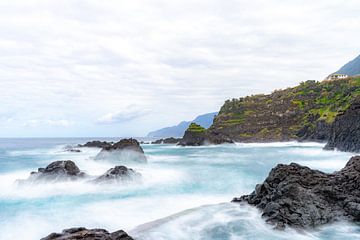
[325, 73, 348, 81]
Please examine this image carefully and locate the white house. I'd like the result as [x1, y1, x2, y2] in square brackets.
[325, 73, 348, 81]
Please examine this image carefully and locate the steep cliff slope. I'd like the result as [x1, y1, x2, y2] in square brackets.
[325, 97, 360, 152]
[209, 77, 360, 142]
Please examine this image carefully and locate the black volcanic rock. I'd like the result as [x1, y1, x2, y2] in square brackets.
[233, 156, 360, 229]
[27, 160, 86, 182]
[95, 138, 147, 163]
[325, 99, 360, 152]
[78, 140, 113, 148]
[94, 166, 141, 183]
[41, 227, 133, 240]
[178, 123, 233, 146]
[64, 146, 81, 153]
[152, 137, 181, 144]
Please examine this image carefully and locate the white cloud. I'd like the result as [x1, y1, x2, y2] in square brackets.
[22, 119, 74, 128]
[97, 105, 149, 125]
[0, 0, 359, 136]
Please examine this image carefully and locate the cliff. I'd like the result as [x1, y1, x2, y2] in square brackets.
[325, 97, 360, 152]
[208, 77, 360, 142]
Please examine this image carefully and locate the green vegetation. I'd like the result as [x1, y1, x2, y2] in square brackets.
[212, 76, 360, 141]
[187, 123, 206, 133]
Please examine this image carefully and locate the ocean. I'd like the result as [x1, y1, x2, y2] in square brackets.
[0, 138, 359, 240]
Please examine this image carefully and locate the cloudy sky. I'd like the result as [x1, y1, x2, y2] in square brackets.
[0, 0, 359, 137]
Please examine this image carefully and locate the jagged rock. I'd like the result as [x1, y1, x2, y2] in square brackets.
[93, 166, 141, 183]
[78, 140, 113, 148]
[64, 146, 81, 153]
[233, 156, 360, 229]
[325, 98, 360, 152]
[152, 137, 181, 144]
[95, 138, 147, 163]
[178, 123, 233, 146]
[26, 160, 86, 182]
[41, 227, 133, 240]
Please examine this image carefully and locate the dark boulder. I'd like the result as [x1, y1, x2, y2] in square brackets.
[93, 166, 141, 183]
[78, 141, 113, 148]
[152, 137, 181, 144]
[41, 227, 133, 240]
[233, 156, 360, 229]
[325, 99, 360, 152]
[26, 160, 86, 182]
[95, 138, 146, 163]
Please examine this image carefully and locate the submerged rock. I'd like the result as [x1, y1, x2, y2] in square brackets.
[325, 98, 360, 152]
[41, 227, 133, 240]
[78, 140, 113, 148]
[151, 137, 181, 144]
[233, 156, 360, 229]
[27, 160, 86, 182]
[178, 123, 233, 146]
[94, 166, 141, 183]
[95, 138, 147, 163]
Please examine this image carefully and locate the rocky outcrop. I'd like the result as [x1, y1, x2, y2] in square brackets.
[19, 160, 142, 184]
[78, 140, 113, 148]
[151, 137, 181, 144]
[233, 156, 360, 229]
[41, 227, 133, 240]
[94, 166, 141, 183]
[27, 160, 86, 182]
[64, 146, 81, 153]
[325, 99, 360, 152]
[209, 78, 360, 143]
[178, 123, 233, 146]
[95, 138, 147, 163]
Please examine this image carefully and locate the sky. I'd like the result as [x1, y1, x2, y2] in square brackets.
[0, 0, 360, 137]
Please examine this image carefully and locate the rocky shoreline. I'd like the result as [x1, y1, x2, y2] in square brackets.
[233, 155, 360, 229]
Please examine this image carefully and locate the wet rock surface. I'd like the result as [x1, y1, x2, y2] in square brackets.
[27, 160, 86, 181]
[151, 137, 181, 144]
[94, 166, 141, 183]
[325, 99, 360, 152]
[178, 123, 233, 146]
[41, 227, 133, 240]
[233, 156, 360, 229]
[95, 138, 147, 163]
[78, 141, 113, 148]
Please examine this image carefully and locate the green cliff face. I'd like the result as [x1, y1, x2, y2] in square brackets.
[209, 77, 360, 142]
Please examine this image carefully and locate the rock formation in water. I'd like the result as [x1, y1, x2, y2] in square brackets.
[325, 98, 360, 152]
[206, 77, 360, 143]
[152, 137, 181, 144]
[41, 227, 133, 240]
[64, 145, 81, 153]
[26, 160, 86, 182]
[178, 123, 233, 146]
[233, 156, 360, 229]
[78, 140, 113, 148]
[95, 138, 147, 163]
[21, 160, 142, 184]
[147, 112, 218, 138]
[94, 166, 141, 183]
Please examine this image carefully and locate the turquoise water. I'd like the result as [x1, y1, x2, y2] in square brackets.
[0, 138, 359, 239]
